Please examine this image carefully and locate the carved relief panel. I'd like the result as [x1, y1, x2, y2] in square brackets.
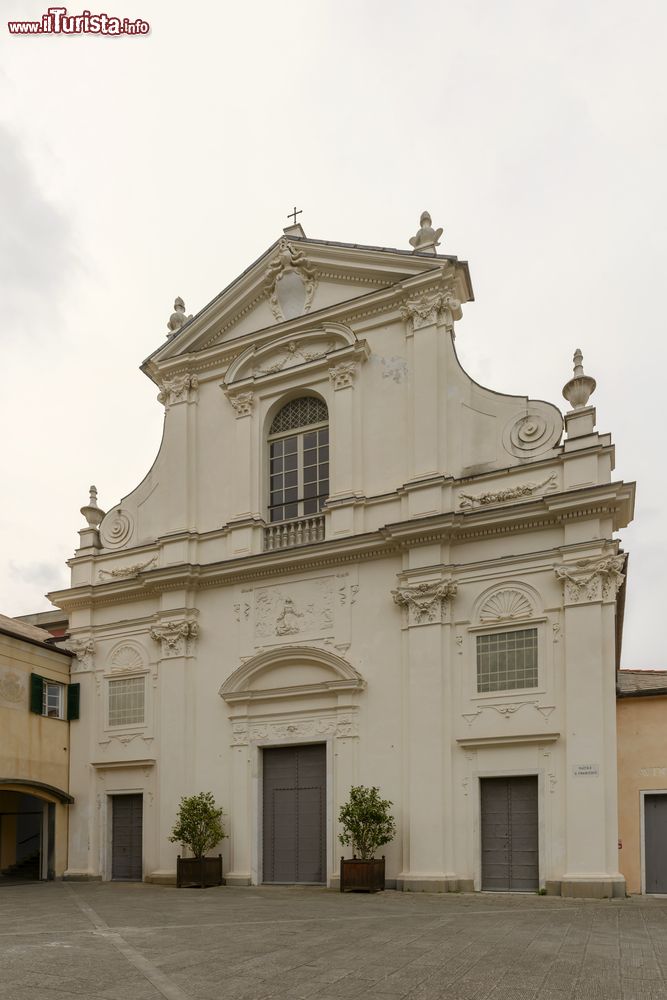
[236, 571, 356, 656]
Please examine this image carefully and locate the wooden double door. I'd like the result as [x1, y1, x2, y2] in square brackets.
[262, 744, 326, 884]
[111, 794, 143, 881]
[481, 776, 539, 891]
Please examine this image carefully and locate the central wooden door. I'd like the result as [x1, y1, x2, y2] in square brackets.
[111, 794, 143, 881]
[262, 744, 326, 884]
[481, 776, 538, 891]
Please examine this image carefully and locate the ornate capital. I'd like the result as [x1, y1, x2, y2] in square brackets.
[392, 579, 458, 626]
[157, 373, 198, 408]
[554, 555, 625, 605]
[329, 361, 357, 390]
[227, 391, 254, 418]
[149, 615, 199, 658]
[400, 287, 462, 333]
[66, 636, 95, 670]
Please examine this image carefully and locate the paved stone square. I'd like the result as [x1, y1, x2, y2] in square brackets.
[1, 884, 667, 1000]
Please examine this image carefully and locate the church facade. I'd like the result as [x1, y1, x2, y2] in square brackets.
[51, 215, 635, 896]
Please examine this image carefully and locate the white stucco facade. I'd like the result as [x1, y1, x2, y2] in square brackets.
[52, 219, 635, 896]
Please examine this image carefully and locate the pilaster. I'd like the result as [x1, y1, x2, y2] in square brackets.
[148, 610, 199, 877]
[156, 372, 199, 532]
[328, 361, 359, 537]
[555, 554, 626, 897]
[392, 573, 459, 890]
[224, 390, 263, 556]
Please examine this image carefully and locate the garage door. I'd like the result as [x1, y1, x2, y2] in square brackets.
[263, 744, 326, 884]
[481, 776, 538, 891]
[645, 794, 667, 893]
[111, 794, 143, 881]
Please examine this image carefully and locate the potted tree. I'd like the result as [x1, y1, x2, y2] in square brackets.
[169, 791, 226, 888]
[338, 785, 396, 892]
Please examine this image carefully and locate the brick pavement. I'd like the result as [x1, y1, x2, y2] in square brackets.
[1, 883, 667, 1000]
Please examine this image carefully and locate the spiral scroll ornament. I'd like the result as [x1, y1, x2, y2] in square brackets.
[503, 408, 562, 458]
[100, 508, 133, 549]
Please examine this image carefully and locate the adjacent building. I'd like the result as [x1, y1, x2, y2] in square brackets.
[0, 614, 75, 880]
[617, 669, 667, 895]
[49, 215, 635, 895]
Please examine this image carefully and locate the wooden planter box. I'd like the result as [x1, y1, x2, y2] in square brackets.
[176, 854, 223, 888]
[339, 856, 385, 893]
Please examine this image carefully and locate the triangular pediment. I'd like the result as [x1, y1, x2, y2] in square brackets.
[143, 235, 470, 373]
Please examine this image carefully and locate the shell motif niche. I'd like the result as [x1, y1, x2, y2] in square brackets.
[109, 643, 146, 672]
[479, 589, 533, 623]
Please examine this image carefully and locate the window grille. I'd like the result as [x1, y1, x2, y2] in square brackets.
[476, 628, 538, 693]
[108, 676, 145, 726]
[270, 397, 328, 435]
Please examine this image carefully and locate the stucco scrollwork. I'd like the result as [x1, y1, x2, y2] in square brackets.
[554, 555, 625, 604]
[149, 615, 199, 658]
[458, 473, 557, 510]
[254, 339, 333, 377]
[100, 509, 133, 549]
[229, 713, 357, 748]
[502, 408, 562, 458]
[264, 239, 317, 321]
[157, 373, 198, 408]
[329, 361, 358, 390]
[392, 579, 458, 626]
[98, 554, 157, 581]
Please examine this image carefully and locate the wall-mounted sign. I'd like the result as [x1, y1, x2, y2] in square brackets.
[640, 767, 667, 777]
[573, 763, 599, 777]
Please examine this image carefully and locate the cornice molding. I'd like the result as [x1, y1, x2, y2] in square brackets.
[147, 257, 470, 379]
[49, 482, 633, 612]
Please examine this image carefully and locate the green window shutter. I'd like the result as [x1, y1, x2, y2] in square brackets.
[30, 673, 44, 715]
[67, 683, 80, 721]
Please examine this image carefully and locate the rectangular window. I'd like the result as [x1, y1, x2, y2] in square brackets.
[30, 674, 78, 720]
[42, 681, 65, 719]
[269, 426, 329, 522]
[476, 628, 538, 693]
[108, 676, 145, 726]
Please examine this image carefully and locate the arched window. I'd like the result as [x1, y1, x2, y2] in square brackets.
[268, 397, 329, 522]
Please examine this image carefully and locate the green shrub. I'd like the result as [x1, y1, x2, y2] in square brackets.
[338, 785, 396, 861]
[169, 792, 226, 859]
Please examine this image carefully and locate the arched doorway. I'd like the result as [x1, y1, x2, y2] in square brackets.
[219, 645, 366, 887]
[0, 780, 73, 882]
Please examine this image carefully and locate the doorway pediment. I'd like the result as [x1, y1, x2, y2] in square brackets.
[219, 646, 365, 705]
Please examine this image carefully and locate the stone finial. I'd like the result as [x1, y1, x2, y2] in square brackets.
[80, 485, 106, 529]
[409, 211, 443, 254]
[562, 348, 597, 410]
[166, 297, 192, 337]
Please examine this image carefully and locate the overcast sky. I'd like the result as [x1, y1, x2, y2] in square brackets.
[1, 0, 665, 667]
